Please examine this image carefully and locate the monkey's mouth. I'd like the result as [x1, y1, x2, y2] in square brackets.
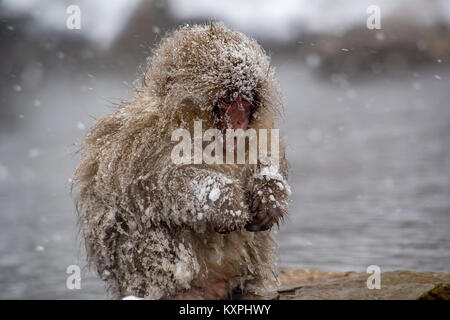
[218, 96, 252, 132]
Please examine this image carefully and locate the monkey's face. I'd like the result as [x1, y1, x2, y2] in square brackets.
[146, 24, 280, 132]
[217, 93, 253, 132]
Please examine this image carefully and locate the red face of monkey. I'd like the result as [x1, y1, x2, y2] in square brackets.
[217, 95, 253, 132]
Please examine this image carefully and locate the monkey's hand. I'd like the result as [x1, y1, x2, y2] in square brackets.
[245, 169, 290, 232]
[161, 165, 251, 233]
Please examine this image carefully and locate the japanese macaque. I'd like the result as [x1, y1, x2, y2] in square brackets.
[72, 23, 290, 299]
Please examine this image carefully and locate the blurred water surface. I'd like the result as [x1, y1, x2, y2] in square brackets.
[278, 61, 450, 273]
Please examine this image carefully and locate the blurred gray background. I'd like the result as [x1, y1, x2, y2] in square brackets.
[0, 0, 449, 299]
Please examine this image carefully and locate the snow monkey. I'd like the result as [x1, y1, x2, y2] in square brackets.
[72, 23, 290, 299]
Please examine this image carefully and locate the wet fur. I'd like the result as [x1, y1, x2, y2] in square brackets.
[72, 23, 290, 299]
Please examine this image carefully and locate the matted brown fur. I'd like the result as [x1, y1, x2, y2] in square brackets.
[72, 23, 290, 299]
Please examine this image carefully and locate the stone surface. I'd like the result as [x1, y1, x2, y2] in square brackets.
[248, 269, 450, 300]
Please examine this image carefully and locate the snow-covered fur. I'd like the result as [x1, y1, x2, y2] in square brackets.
[72, 23, 290, 299]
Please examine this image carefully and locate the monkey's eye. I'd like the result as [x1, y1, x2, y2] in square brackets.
[219, 96, 233, 105]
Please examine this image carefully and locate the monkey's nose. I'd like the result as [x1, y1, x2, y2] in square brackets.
[232, 119, 248, 131]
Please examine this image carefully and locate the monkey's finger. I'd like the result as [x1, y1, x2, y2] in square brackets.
[214, 225, 236, 234]
[245, 223, 262, 232]
[245, 218, 273, 231]
[271, 207, 282, 219]
[259, 212, 274, 230]
[251, 196, 261, 212]
[258, 207, 283, 231]
[245, 211, 269, 232]
[268, 207, 283, 225]
[253, 208, 266, 223]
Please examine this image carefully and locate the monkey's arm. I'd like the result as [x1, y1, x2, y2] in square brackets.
[158, 165, 251, 233]
[245, 148, 291, 232]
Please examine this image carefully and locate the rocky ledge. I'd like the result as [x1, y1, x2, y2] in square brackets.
[248, 269, 450, 300]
